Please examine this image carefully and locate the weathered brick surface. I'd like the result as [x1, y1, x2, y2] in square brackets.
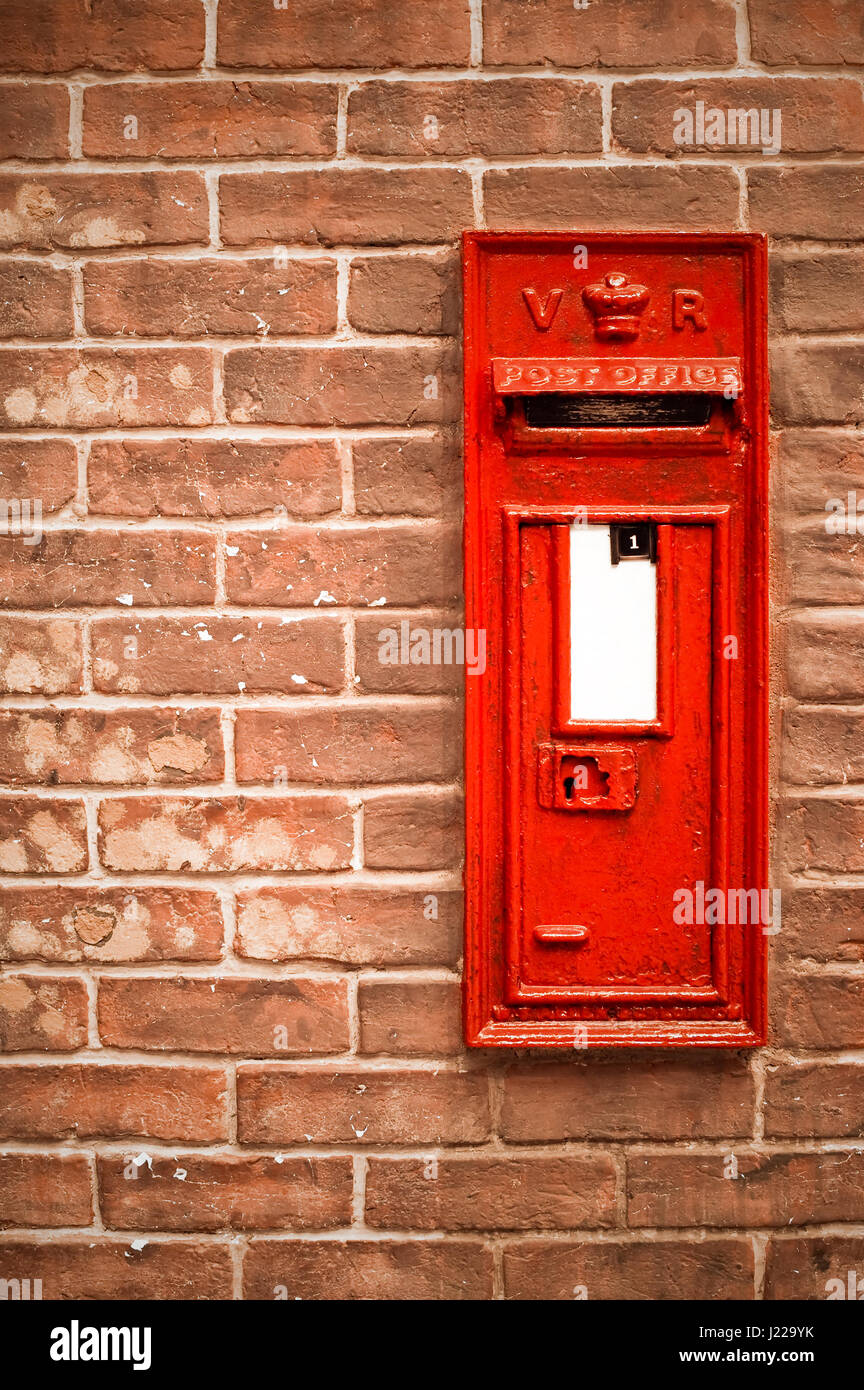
[0, 885, 224, 963]
[243, 1238, 493, 1301]
[234, 886, 461, 967]
[0, 974, 88, 1051]
[237, 1066, 490, 1145]
[98, 975, 351, 1055]
[92, 615, 346, 695]
[0, 0, 857, 1305]
[0, 84, 69, 158]
[97, 795, 354, 873]
[220, 170, 474, 247]
[0, 532, 216, 608]
[234, 703, 461, 784]
[87, 439, 341, 518]
[0, 1153, 92, 1228]
[0, 797, 88, 874]
[224, 524, 461, 608]
[0, 262, 74, 338]
[84, 257, 338, 338]
[217, 0, 472, 70]
[365, 1154, 618, 1230]
[0, 1239, 232, 1300]
[0, 707, 224, 785]
[0, 349, 213, 429]
[348, 80, 602, 157]
[0, 0, 206, 72]
[628, 1151, 864, 1228]
[0, 616, 83, 694]
[83, 82, 338, 158]
[99, 1154, 354, 1232]
[0, 173, 208, 250]
[0, 1064, 228, 1141]
[358, 979, 462, 1055]
[503, 1238, 755, 1300]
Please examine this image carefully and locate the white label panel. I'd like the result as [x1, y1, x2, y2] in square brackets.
[569, 523, 657, 722]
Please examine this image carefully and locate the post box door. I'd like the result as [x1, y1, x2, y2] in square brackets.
[463, 231, 768, 1049]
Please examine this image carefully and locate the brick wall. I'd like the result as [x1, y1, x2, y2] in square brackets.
[0, 0, 862, 1302]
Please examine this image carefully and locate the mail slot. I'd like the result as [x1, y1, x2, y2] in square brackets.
[463, 232, 768, 1048]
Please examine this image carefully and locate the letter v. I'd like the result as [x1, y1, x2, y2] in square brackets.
[522, 287, 563, 330]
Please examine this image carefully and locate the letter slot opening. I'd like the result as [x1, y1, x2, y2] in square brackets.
[525, 393, 713, 428]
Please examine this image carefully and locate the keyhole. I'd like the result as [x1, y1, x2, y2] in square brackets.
[560, 756, 610, 802]
[563, 776, 576, 800]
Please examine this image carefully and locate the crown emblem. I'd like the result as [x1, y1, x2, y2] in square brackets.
[582, 272, 650, 341]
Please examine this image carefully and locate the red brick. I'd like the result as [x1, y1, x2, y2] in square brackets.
[628, 1150, 864, 1228]
[0, 1064, 228, 1141]
[486, 166, 739, 231]
[503, 1238, 754, 1300]
[359, 979, 461, 1055]
[99, 1153, 353, 1232]
[0, 0, 206, 72]
[0, 1239, 231, 1300]
[225, 523, 461, 608]
[235, 886, 461, 967]
[92, 615, 345, 696]
[0, 438, 77, 511]
[772, 343, 864, 427]
[83, 81, 337, 158]
[485, 0, 736, 65]
[0, 797, 87, 874]
[97, 795, 354, 873]
[778, 430, 864, 513]
[349, 79, 601, 156]
[775, 970, 864, 1048]
[765, 1236, 864, 1301]
[749, 0, 864, 65]
[243, 1238, 493, 1300]
[0, 348, 213, 429]
[0, 83, 69, 158]
[0, 885, 224, 963]
[749, 166, 864, 239]
[784, 523, 864, 603]
[365, 1154, 617, 1230]
[782, 797, 864, 875]
[0, 708, 223, 785]
[501, 1058, 755, 1141]
[355, 612, 467, 693]
[364, 790, 463, 870]
[771, 252, 864, 333]
[220, 169, 473, 247]
[781, 888, 864, 964]
[225, 345, 457, 428]
[237, 1066, 490, 1145]
[235, 703, 461, 785]
[0, 173, 208, 251]
[83, 257, 337, 338]
[88, 439, 341, 519]
[0, 262, 74, 338]
[0, 531, 215, 609]
[0, 617, 82, 694]
[0, 975, 87, 1051]
[765, 1061, 864, 1138]
[98, 975, 350, 1056]
[613, 78, 864, 155]
[218, 0, 471, 68]
[348, 254, 458, 335]
[353, 436, 460, 517]
[0, 1154, 91, 1228]
[782, 706, 864, 786]
[785, 611, 864, 701]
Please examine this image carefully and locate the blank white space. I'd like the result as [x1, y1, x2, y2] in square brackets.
[569, 524, 657, 722]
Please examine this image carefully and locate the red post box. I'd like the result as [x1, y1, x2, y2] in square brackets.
[463, 232, 768, 1048]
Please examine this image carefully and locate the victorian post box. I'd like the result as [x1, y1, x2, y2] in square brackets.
[463, 232, 768, 1048]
